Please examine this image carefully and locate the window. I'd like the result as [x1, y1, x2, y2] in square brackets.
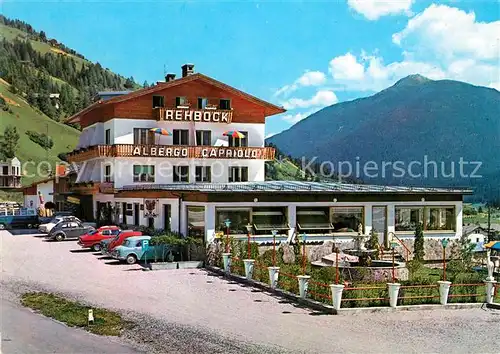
[425, 207, 455, 231]
[173, 129, 189, 145]
[476, 237, 480, 243]
[197, 97, 208, 109]
[330, 207, 364, 233]
[216, 208, 251, 234]
[252, 207, 288, 233]
[296, 207, 333, 233]
[228, 131, 248, 147]
[176, 96, 188, 107]
[187, 206, 205, 239]
[2, 166, 7, 175]
[105, 129, 111, 145]
[173, 166, 189, 182]
[220, 99, 231, 110]
[11, 166, 15, 175]
[104, 165, 112, 183]
[395, 207, 423, 231]
[195, 166, 211, 182]
[196, 130, 211, 146]
[133, 128, 155, 145]
[229, 167, 248, 182]
[152, 95, 164, 108]
[133, 165, 155, 183]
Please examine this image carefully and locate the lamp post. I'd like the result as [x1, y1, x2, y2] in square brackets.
[441, 238, 449, 281]
[301, 232, 307, 275]
[271, 229, 278, 267]
[246, 224, 253, 259]
[224, 219, 231, 253]
[391, 245, 396, 283]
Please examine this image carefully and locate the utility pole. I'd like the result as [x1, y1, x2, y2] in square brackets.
[487, 203, 491, 243]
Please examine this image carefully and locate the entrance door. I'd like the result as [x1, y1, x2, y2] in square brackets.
[187, 206, 205, 244]
[122, 202, 127, 225]
[372, 206, 387, 247]
[134, 203, 140, 226]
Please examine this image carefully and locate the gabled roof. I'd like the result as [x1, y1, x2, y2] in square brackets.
[66, 73, 285, 124]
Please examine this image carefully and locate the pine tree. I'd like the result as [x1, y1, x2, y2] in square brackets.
[413, 223, 425, 261]
[0, 125, 20, 159]
[143, 80, 149, 88]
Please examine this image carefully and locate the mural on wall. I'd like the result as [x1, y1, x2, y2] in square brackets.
[144, 199, 158, 218]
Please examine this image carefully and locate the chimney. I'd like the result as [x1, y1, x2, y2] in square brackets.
[165, 73, 176, 82]
[181, 63, 195, 77]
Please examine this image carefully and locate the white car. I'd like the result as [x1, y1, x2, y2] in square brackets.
[38, 216, 80, 233]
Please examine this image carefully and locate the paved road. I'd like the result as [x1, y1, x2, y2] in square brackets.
[1, 230, 499, 353]
[1, 297, 138, 354]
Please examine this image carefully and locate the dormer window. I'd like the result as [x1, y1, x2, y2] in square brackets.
[176, 96, 188, 108]
[198, 98, 208, 109]
[220, 99, 231, 110]
[152, 95, 164, 108]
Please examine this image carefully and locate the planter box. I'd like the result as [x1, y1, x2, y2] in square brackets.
[178, 261, 204, 269]
[150, 262, 179, 270]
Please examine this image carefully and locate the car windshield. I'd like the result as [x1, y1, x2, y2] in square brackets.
[50, 217, 62, 224]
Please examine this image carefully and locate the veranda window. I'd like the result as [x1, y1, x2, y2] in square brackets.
[215, 208, 251, 235]
[297, 207, 334, 233]
[395, 207, 423, 231]
[425, 207, 455, 231]
[330, 207, 363, 233]
[252, 207, 289, 234]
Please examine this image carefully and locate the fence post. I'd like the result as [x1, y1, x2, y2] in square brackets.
[387, 282, 401, 308]
[330, 284, 345, 310]
[243, 259, 255, 280]
[484, 280, 497, 304]
[437, 280, 452, 305]
[222, 253, 231, 273]
[268, 266, 280, 289]
[297, 275, 311, 299]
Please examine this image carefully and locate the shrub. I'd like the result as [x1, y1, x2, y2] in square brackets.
[26, 130, 54, 150]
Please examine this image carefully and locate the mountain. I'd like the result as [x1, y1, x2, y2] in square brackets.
[268, 76, 500, 201]
[0, 16, 143, 190]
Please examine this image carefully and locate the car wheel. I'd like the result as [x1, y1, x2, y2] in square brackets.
[0, 223, 6, 230]
[92, 243, 101, 252]
[126, 254, 137, 264]
[55, 233, 65, 242]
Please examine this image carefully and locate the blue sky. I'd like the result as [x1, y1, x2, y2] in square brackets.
[3, 1, 499, 136]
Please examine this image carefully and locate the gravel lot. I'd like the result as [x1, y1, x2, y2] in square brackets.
[1, 230, 499, 353]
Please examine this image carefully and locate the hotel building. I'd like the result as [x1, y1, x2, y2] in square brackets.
[64, 64, 469, 246]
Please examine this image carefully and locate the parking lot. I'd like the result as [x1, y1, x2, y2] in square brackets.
[2, 230, 500, 353]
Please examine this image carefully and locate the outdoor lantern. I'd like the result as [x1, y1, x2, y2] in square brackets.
[224, 219, 231, 228]
[271, 229, 278, 237]
[246, 224, 253, 233]
[441, 238, 449, 248]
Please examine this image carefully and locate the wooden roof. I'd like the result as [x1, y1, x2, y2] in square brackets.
[66, 73, 286, 124]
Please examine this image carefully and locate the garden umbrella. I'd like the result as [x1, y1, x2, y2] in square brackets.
[223, 130, 245, 138]
[484, 241, 499, 249]
[149, 128, 172, 144]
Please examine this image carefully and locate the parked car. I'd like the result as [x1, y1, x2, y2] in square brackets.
[111, 236, 179, 264]
[45, 220, 95, 241]
[39, 216, 80, 233]
[100, 230, 143, 256]
[78, 226, 121, 251]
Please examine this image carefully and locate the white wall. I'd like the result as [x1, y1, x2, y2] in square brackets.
[109, 118, 265, 147]
[468, 233, 486, 244]
[37, 181, 54, 205]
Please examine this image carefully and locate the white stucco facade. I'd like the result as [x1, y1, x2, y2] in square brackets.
[24, 180, 54, 208]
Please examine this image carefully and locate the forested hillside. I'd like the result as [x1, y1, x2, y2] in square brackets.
[0, 15, 139, 123]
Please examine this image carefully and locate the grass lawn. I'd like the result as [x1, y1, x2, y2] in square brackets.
[0, 80, 80, 185]
[21, 292, 130, 336]
[0, 190, 23, 203]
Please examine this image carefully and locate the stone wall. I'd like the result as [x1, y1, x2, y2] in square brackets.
[399, 239, 460, 261]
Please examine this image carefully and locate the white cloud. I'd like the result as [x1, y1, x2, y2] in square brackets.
[282, 90, 338, 110]
[275, 70, 326, 97]
[329, 53, 365, 80]
[347, 0, 414, 20]
[281, 110, 318, 124]
[393, 5, 500, 62]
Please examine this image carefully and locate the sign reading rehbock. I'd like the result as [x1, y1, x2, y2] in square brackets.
[157, 108, 233, 123]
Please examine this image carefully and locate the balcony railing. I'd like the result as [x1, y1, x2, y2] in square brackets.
[67, 144, 275, 163]
[0, 176, 22, 189]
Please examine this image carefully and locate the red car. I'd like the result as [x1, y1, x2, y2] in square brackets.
[78, 225, 121, 251]
[102, 230, 143, 256]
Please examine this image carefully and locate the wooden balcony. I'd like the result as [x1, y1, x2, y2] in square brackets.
[67, 144, 275, 162]
[0, 176, 22, 189]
